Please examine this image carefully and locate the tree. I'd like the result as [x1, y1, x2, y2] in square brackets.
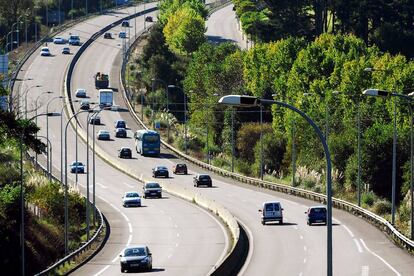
[163, 6, 206, 56]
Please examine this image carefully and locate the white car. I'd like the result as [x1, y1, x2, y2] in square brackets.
[259, 201, 284, 225]
[53, 37, 66, 44]
[40, 47, 51, 56]
[122, 191, 141, 207]
[97, 130, 110, 140]
[75, 88, 87, 98]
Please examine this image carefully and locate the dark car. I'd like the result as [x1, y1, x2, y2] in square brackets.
[80, 100, 90, 110]
[115, 120, 126, 129]
[70, 161, 85, 173]
[145, 16, 153, 22]
[104, 32, 112, 39]
[120, 246, 152, 273]
[194, 174, 212, 187]
[89, 116, 101, 125]
[305, 206, 327, 225]
[152, 166, 169, 178]
[173, 163, 187, 174]
[143, 182, 162, 198]
[121, 20, 130, 27]
[119, 147, 132, 159]
[115, 128, 127, 138]
[97, 130, 110, 140]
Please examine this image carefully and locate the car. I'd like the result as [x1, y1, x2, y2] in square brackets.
[305, 206, 327, 226]
[145, 16, 153, 22]
[119, 245, 152, 272]
[119, 31, 127, 38]
[79, 100, 90, 110]
[70, 161, 85, 173]
[68, 34, 81, 45]
[40, 47, 51, 56]
[152, 166, 169, 178]
[173, 163, 187, 174]
[143, 182, 162, 198]
[115, 119, 126, 129]
[103, 32, 112, 39]
[75, 88, 87, 98]
[115, 128, 127, 138]
[97, 130, 110, 140]
[121, 20, 130, 27]
[62, 47, 70, 54]
[53, 37, 66, 44]
[193, 174, 212, 187]
[89, 115, 101, 125]
[122, 191, 141, 207]
[259, 201, 284, 225]
[119, 147, 132, 159]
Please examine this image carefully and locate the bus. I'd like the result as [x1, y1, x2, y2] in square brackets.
[134, 130, 160, 156]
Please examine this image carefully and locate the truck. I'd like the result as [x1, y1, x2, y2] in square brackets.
[99, 89, 113, 107]
[95, 72, 109, 89]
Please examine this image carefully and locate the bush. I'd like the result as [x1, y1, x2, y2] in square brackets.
[235, 159, 252, 176]
[361, 191, 376, 207]
[372, 199, 392, 215]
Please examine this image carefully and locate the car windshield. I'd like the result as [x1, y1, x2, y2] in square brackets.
[146, 183, 160, 188]
[124, 247, 146, 257]
[199, 175, 210, 180]
[126, 193, 139, 198]
[72, 162, 83, 166]
[265, 203, 279, 212]
[311, 208, 326, 214]
[177, 164, 185, 168]
[157, 166, 167, 170]
[121, 148, 130, 152]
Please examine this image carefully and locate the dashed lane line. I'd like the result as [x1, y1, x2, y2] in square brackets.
[360, 239, 401, 276]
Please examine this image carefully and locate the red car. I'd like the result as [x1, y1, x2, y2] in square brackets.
[173, 163, 187, 174]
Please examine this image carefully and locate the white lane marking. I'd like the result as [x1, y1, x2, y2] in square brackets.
[97, 182, 107, 189]
[140, 173, 143, 180]
[112, 255, 118, 263]
[293, 225, 298, 230]
[176, 233, 180, 237]
[110, 203, 120, 212]
[300, 235, 304, 240]
[342, 224, 355, 238]
[333, 218, 342, 224]
[353, 238, 363, 253]
[127, 234, 132, 246]
[174, 224, 178, 228]
[128, 222, 132, 233]
[303, 258, 307, 263]
[168, 216, 172, 220]
[237, 220, 254, 276]
[359, 239, 401, 276]
[168, 254, 172, 259]
[175, 243, 178, 247]
[94, 265, 110, 276]
[361, 265, 369, 276]
[98, 196, 109, 203]
[121, 212, 130, 222]
[299, 273, 303, 276]
[123, 182, 134, 188]
[304, 246, 307, 251]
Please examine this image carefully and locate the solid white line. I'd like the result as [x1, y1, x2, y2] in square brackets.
[121, 212, 130, 222]
[300, 235, 304, 240]
[174, 224, 178, 228]
[94, 265, 110, 276]
[293, 225, 298, 230]
[359, 239, 401, 276]
[168, 254, 172, 259]
[128, 222, 132, 233]
[299, 272, 303, 276]
[342, 224, 355, 238]
[109, 203, 120, 212]
[303, 258, 307, 263]
[237, 219, 254, 276]
[98, 196, 109, 203]
[127, 234, 132, 246]
[111, 255, 118, 263]
[175, 243, 178, 247]
[353, 238, 363, 253]
[304, 246, 307, 251]
[123, 182, 134, 188]
[176, 233, 180, 237]
[97, 182, 107, 189]
[361, 265, 369, 276]
[333, 217, 342, 224]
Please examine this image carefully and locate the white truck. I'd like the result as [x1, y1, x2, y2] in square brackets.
[99, 89, 113, 107]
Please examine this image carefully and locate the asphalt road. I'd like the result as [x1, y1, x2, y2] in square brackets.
[14, 4, 227, 276]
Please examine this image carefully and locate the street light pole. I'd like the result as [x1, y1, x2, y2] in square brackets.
[218, 95, 333, 276]
[37, 136, 52, 180]
[357, 101, 362, 206]
[231, 107, 234, 172]
[260, 104, 263, 180]
[21, 84, 41, 119]
[46, 96, 64, 174]
[35, 91, 53, 165]
[391, 97, 397, 224]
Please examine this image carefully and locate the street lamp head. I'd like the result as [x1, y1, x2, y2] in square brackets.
[167, 85, 176, 89]
[218, 95, 259, 107]
[303, 92, 313, 96]
[408, 92, 414, 97]
[47, 112, 61, 117]
[362, 89, 390, 97]
[332, 90, 341, 94]
[364, 67, 374, 72]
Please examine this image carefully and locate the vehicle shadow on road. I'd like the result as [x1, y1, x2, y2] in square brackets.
[206, 35, 237, 44]
[266, 222, 298, 226]
[158, 153, 178, 159]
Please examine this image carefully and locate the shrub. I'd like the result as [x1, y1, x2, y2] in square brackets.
[361, 191, 376, 207]
[235, 159, 252, 176]
[372, 199, 392, 215]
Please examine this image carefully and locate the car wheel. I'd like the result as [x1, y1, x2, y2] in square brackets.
[280, 219, 283, 225]
[166, 173, 169, 178]
[158, 194, 162, 198]
[121, 267, 125, 273]
[308, 221, 312, 226]
[261, 220, 265, 225]
[185, 170, 188, 174]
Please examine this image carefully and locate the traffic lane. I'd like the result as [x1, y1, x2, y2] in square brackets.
[206, 4, 246, 49]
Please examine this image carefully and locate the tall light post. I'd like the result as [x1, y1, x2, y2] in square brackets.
[64, 109, 91, 255]
[260, 104, 263, 179]
[168, 85, 187, 154]
[60, 100, 80, 184]
[37, 135, 52, 180]
[218, 95, 333, 276]
[363, 88, 414, 231]
[35, 91, 53, 165]
[20, 112, 60, 276]
[46, 96, 64, 174]
[20, 84, 41, 119]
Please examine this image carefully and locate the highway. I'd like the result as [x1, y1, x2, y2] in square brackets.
[66, 2, 414, 275]
[14, 2, 414, 276]
[14, 4, 227, 276]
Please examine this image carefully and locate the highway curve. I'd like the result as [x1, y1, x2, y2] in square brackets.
[69, 3, 414, 276]
[14, 4, 228, 276]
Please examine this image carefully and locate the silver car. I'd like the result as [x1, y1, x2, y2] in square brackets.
[97, 130, 110, 140]
[122, 191, 141, 207]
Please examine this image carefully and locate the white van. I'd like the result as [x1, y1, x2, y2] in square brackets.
[259, 201, 284, 225]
